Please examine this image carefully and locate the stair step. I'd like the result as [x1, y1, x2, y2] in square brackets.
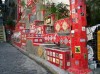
[0, 39, 4, 40]
[0, 31, 3, 33]
[0, 27, 3, 29]
[0, 29, 3, 31]
[0, 35, 3, 36]
[0, 32, 3, 33]
[0, 26, 4, 38]
[0, 26, 6, 42]
[0, 33, 3, 35]
[0, 33, 3, 36]
[0, 38, 4, 40]
[0, 37, 3, 38]
[0, 34, 3, 35]
[0, 27, 3, 28]
[0, 36, 3, 37]
[0, 28, 3, 29]
[0, 37, 4, 38]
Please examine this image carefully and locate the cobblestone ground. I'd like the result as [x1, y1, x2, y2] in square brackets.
[93, 68, 100, 74]
[0, 42, 51, 74]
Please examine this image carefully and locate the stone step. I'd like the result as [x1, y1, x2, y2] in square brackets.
[0, 28, 3, 29]
[0, 35, 3, 37]
[0, 31, 3, 32]
[0, 35, 4, 37]
[0, 32, 3, 34]
[0, 26, 3, 29]
[0, 34, 3, 35]
[0, 27, 4, 37]
[0, 38, 4, 40]
[0, 26, 6, 42]
[0, 33, 3, 34]
[0, 31, 3, 33]
[0, 36, 4, 38]
[0, 26, 3, 28]
[0, 30, 3, 31]
[0, 36, 3, 37]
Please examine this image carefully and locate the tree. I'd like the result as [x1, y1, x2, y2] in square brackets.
[86, 0, 100, 26]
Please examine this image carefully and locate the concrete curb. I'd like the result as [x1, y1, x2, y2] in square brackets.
[12, 44, 69, 74]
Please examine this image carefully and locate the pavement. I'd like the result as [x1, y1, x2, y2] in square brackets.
[0, 42, 100, 74]
[0, 42, 51, 74]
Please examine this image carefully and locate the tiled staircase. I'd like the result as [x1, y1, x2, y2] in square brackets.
[0, 26, 6, 42]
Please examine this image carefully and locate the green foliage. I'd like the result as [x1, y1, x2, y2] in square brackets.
[86, 0, 100, 26]
[40, 4, 46, 10]
[44, 2, 69, 20]
[51, 4, 56, 14]
[21, 0, 26, 7]
[56, 3, 69, 19]
[45, 3, 57, 15]
[6, 19, 15, 27]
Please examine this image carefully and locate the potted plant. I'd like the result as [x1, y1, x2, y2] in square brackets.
[56, 3, 70, 20]
[21, 0, 26, 7]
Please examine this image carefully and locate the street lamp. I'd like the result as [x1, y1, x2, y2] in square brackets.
[2, 0, 5, 4]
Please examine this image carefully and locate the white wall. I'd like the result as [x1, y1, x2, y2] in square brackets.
[47, 0, 70, 4]
[53, 0, 69, 4]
